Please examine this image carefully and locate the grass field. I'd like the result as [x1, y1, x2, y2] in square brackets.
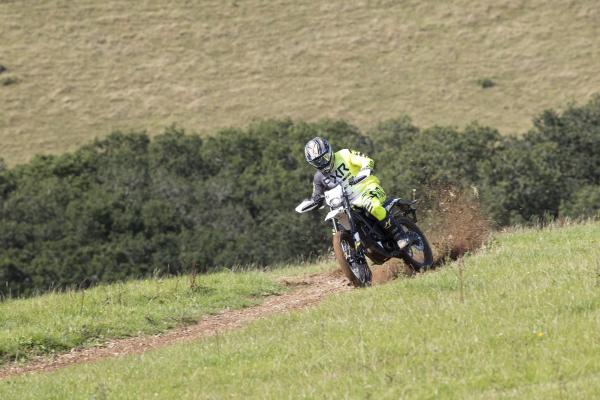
[1, 0, 599, 165]
[2, 222, 599, 398]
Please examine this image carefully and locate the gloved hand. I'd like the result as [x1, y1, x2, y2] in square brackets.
[348, 169, 371, 185]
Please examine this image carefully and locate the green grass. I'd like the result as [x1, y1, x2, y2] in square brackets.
[2, 0, 600, 165]
[2, 222, 599, 399]
[0, 270, 284, 365]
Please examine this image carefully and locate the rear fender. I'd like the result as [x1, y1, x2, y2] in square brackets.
[386, 198, 418, 222]
[384, 198, 417, 212]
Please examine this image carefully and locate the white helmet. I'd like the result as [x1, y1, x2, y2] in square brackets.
[304, 137, 334, 172]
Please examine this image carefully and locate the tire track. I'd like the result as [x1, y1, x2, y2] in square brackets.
[0, 271, 351, 380]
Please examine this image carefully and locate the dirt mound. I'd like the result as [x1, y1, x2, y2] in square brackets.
[421, 186, 492, 263]
[371, 259, 415, 284]
[280, 269, 347, 287]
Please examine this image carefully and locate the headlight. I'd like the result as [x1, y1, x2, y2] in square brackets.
[329, 197, 342, 208]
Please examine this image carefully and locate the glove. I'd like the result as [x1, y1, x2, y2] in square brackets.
[349, 169, 371, 185]
[314, 197, 325, 209]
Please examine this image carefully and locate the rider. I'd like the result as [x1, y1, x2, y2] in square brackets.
[304, 137, 409, 250]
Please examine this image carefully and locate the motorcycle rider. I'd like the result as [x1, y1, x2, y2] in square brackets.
[304, 136, 410, 250]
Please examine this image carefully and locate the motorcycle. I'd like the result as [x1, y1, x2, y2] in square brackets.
[295, 182, 433, 287]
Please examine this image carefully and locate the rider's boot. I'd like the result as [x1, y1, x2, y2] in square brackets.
[380, 214, 410, 250]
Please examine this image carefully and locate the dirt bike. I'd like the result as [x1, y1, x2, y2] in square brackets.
[295, 182, 433, 287]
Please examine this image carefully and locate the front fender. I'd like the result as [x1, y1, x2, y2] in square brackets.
[325, 208, 344, 221]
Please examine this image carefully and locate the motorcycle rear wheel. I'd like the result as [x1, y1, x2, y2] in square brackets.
[332, 231, 372, 287]
[395, 217, 433, 272]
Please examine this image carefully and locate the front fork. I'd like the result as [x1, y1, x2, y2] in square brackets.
[331, 206, 372, 285]
[331, 210, 366, 260]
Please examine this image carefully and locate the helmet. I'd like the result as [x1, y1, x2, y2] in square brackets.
[304, 137, 334, 172]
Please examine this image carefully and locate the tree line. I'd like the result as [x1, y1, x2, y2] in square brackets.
[1, 97, 599, 297]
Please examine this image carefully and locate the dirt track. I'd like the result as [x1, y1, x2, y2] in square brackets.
[0, 270, 353, 380]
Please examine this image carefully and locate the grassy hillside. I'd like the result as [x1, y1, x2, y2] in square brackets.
[2, 222, 599, 398]
[0, 269, 285, 365]
[1, 0, 599, 165]
[0, 260, 333, 366]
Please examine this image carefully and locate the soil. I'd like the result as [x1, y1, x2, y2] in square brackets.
[371, 259, 416, 284]
[422, 187, 492, 263]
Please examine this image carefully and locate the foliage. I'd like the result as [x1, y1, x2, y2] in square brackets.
[560, 185, 600, 219]
[1, 98, 600, 296]
[478, 96, 600, 225]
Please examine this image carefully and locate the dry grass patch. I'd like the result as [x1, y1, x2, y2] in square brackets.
[1, 0, 600, 164]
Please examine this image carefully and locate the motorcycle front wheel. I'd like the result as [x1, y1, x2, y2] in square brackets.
[332, 231, 372, 287]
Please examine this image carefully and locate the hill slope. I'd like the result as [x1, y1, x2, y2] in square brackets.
[1, 222, 599, 398]
[1, 0, 599, 164]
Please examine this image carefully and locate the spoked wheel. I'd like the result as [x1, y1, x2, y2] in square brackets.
[332, 231, 372, 287]
[395, 217, 433, 272]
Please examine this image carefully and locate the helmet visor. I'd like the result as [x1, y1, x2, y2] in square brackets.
[309, 151, 332, 170]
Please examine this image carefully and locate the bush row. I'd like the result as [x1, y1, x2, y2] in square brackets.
[1, 97, 599, 296]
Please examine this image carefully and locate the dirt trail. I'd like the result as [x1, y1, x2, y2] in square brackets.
[0, 270, 352, 380]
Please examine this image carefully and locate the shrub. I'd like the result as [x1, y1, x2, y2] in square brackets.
[1, 96, 599, 297]
[560, 185, 600, 219]
[476, 78, 495, 88]
[1, 77, 17, 86]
